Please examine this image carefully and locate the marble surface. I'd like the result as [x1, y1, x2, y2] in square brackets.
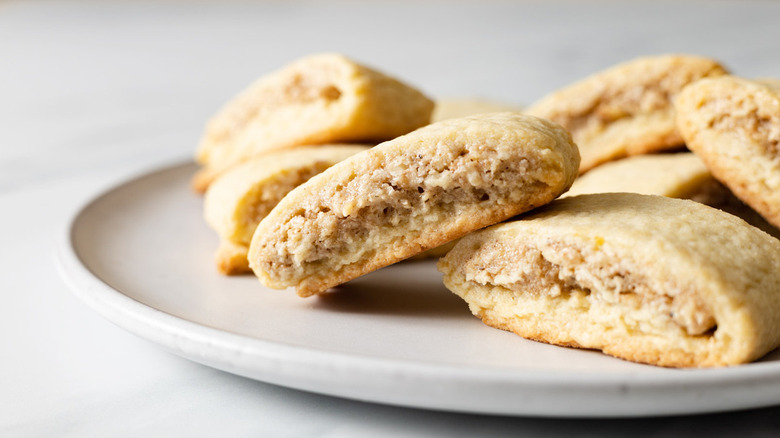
[3, 0, 780, 436]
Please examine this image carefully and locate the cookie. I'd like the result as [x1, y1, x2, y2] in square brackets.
[204, 144, 369, 274]
[193, 53, 434, 192]
[676, 76, 780, 229]
[564, 153, 716, 200]
[248, 113, 580, 297]
[563, 152, 780, 237]
[438, 193, 780, 368]
[564, 152, 780, 237]
[432, 98, 522, 122]
[526, 55, 727, 173]
[417, 97, 522, 260]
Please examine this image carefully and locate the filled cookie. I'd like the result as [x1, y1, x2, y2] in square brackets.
[248, 113, 580, 297]
[410, 96, 524, 260]
[564, 153, 717, 200]
[563, 152, 780, 237]
[676, 76, 780, 229]
[526, 54, 727, 173]
[204, 145, 369, 274]
[193, 53, 434, 192]
[438, 193, 780, 368]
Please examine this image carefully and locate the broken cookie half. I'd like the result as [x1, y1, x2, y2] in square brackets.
[193, 53, 434, 192]
[439, 193, 780, 368]
[248, 112, 580, 297]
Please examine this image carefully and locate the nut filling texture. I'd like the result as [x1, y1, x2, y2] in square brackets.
[249, 113, 580, 297]
[438, 193, 780, 368]
[698, 91, 780, 158]
[459, 242, 715, 337]
[204, 144, 370, 275]
[549, 61, 725, 144]
[676, 76, 780, 229]
[527, 55, 727, 173]
[262, 150, 549, 277]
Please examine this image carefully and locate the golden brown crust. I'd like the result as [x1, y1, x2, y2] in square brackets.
[248, 113, 580, 297]
[676, 76, 780, 228]
[439, 193, 780, 368]
[399, 95, 486, 259]
[527, 54, 727, 173]
[215, 240, 251, 275]
[192, 53, 434, 192]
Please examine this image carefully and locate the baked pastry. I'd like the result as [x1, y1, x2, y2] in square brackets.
[193, 53, 434, 192]
[414, 96, 524, 259]
[526, 54, 727, 173]
[438, 193, 780, 368]
[248, 113, 580, 297]
[432, 98, 522, 122]
[564, 153, 716, 200]
[563, 152, 780, 237]
[416, 95, 522, 259]
[204, 144, 369, 274]
[676, 76, 780, 229]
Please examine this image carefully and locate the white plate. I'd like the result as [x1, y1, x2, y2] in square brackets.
[55, 161, 780, 417]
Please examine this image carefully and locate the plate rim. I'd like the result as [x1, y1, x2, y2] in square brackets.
[53, 160, 780, 418]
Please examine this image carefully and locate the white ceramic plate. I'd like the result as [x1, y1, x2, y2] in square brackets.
[55, 161, 780, 417]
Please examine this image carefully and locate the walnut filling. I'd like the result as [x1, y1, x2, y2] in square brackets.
[235, 163, 333, 245]
[558, 83, 674, 138]
[258, 145, 561, 283]
[540, 62, 725, 145]
[463, 242, 716, 336]
[702, 93, 780, 158]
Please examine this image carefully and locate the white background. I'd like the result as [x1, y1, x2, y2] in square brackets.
[3, 0, 780, 436]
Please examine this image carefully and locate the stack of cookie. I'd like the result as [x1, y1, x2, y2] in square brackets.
[196, 53, 780, 368]
[529, 55, 780, 237]
[197, 53, 434, 274]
